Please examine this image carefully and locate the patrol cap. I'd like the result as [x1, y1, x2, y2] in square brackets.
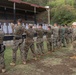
[72, 22, 76, 26]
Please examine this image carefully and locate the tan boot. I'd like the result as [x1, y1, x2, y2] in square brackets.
[22, 62, 26, 65]
[10, 62, 16, 66]
[33, 57, 37, 60]
[2, 69, 6, 73]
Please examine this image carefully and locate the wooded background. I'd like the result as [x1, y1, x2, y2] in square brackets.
[22, 0, 76, 25]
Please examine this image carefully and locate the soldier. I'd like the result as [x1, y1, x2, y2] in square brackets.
[52, 23, 59, 50]
[10, 19, 26, 66]
[65, 24, 69, 45]
[35, 24, 45, 55]
[72, 22, 76, 49]
[0, 25, 6, 73]
[46, 26, 53, 52]
[59, 25, 66, 47]
[68, 26, 73, 43]
[23, 24, 37, 62]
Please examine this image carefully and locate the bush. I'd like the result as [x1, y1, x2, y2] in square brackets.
[51, 5, 76, 25]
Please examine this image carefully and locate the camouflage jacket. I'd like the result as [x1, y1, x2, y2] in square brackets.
[0, 29, 4, 44]
[0, 29, 5, 54]
[59, 27, 66, 37]
[14, 25, 25, 38]
[24, 28, 35, 40]
[35, 28, 45, 39]
[46, 30, 52, 39]
[52, 26, 59, 37]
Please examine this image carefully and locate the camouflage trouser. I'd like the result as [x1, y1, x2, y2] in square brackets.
[72, 36, 76, 50]
[73, 41, 76, 50]
[53, 36, 58, 48]
[12, 39, 25, 63]
[68, 34, 72, 43]
[36, 38, 44, 54]
[0, 53, 5, 70]
[60, 36, 66, 47]
[73, 35, 76, 41]
[23, 39, 36, 61]
[47, 40, 52, 51]
[65, 34, 69, 44]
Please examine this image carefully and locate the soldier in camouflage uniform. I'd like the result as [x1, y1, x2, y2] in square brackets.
[72, 22, 76, 49]
[59, 25, 66, 47]
[35, 24, 45, 55]
[46, 26, 53, 52]
[68, 26, 73, 43]
[52, 23, 59, 50]
[65, 24, 69, 45]
[23, 24, 37, 62]
[10, 19, 26, 66]
[0, 25, 6, 73]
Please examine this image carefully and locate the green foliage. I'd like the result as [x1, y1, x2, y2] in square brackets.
[22, 0, 76, 25]
[51, 5, 76, 24]
[48, 0, 76, 25]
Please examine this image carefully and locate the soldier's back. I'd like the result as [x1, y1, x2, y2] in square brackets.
[46, 30, 52, 38]
[14, 25, 24, 37]
[36, 28, 44, 38]
[25, 28, 35, 39]
[53, 26, 59, 37]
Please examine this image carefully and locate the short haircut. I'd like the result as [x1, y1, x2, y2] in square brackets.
[39, 24, 43, 27]
[17, 19, 22, 23]
[48, 26, 51, 29]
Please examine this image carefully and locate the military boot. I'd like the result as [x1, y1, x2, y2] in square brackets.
[2, 69, 6, 73]
[10, 62, 16, 66]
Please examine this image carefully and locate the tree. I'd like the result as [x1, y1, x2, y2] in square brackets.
[51, 5, 76, 24]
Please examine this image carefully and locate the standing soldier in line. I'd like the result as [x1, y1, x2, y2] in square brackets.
[0, 25, 6, 73]
[72, 22, 76, 49]
[35, 24, 45, 55]
[68, 26, 73, 43]
[46, 26, 53, 53]
[65, 24, 69, 45]
[52, 23, 59, 50]
[59, 25, 66, 47]
[10, 19, 26, 66]
[23, 24, 37, 62]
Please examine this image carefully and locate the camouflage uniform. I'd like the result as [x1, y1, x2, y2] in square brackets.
[59, 26, 66, 47]
[72, 27, 76, 49]
[23, 28, 36, 61]
[46, 30, 52, 51]
[65, 26, 69, 44]
[68, 27, 73, 43]
[12, 25, 25, 63]
[35, 28, 44, 54]
[52, 26, 59, 48]
[0, 29, 5, 71]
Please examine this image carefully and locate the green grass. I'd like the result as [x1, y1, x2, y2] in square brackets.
[4, 41, 48, 70]
[3, 41, 72, 75]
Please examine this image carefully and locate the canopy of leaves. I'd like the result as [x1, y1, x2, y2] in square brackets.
[22, 0, 76, 25]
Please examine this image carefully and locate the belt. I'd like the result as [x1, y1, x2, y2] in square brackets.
[14, 37, 22, 40]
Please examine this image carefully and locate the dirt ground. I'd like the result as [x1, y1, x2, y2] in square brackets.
[1, 44, 76, 75]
